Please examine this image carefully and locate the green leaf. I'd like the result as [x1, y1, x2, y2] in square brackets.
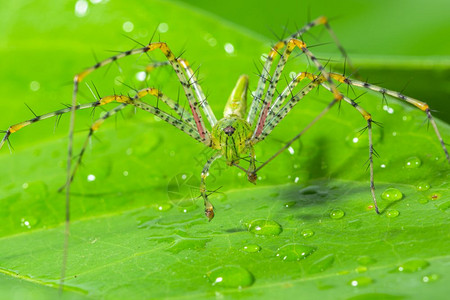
[0, 0, 449, 299]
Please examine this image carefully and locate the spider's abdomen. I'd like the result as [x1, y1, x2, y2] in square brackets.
[211, 116, 252, 165]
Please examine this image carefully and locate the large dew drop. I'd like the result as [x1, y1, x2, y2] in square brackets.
[207, 265, 254, 288]
[242, 244, 261, 253]
[329, 208, 345, 219]
[396, 259, 429, 273]
[404, 156, 421, 168]
[381, 188, 403, 201]
[275, 243, 316, 261]
[248, 219, 282, 236]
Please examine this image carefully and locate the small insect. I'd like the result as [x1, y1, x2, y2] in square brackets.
[1, 16, 449, 288]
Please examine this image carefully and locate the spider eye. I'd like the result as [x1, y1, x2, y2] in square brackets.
[223, 126, 236, 136]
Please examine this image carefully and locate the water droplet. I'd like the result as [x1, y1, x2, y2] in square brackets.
[203, 33, 217, 47]
[207, 265, 254, 288]
[153, 203, 172, 212]
[287, 146, 295, 155]
[416, 182, 430, 191]
[396, 259, 429, 273]
[74, 0, 89, 17]
[122, 21, 134, 32]
[135, 71, 147, 82]
[180, 205, 198, 213]
[386, 209, 399, 218]
[438, 201, 450, 211]
[242, 244, 261, 253]
[422, 273, 440, 283]
[405, 156, 421, 168]
[87, 174, 96, 182]
[381, 188, 403, 201]
[382, 105, 394, 114]
[357, 256, 376, 266]
[329, 208, 345, 219]
[301, 229, 314, 238]
[346, 130, 381, 148]
[284, 201, 296, 208]
[20, 216, 38, 229]
[308, 254, 334, 274]
[348, 276, 374, 287]
[275, 243, 316, 261]
[248, 219, 282, 236]
[224, 43, 235, 54]
[30, 81, 40, 91]
[402, 114, 412, 122]
[157, 22, 169, 33]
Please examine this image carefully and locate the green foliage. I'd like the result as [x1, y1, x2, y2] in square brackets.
[0, 0, 449, 299]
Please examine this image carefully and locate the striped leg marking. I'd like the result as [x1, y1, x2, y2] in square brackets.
[247, 15, 351, 127]
[200, 152, 222, 221]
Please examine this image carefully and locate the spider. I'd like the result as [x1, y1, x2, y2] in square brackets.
[1, 16, 449, 223]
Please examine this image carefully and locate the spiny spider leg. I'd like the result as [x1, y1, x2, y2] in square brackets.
[61, 87, 206, 191]
[253, 71, 449, 213]
[62, 103, 129, 191]
[143, 58, 219, 130]
[282, 16, 356, 74]
[255, 75, 327, 142]
[251, 38, 344, 143]
[326, 73, 450, 162]
[69, 42, 211, 147]
[62, 42, 213, 288]
[200, 152, 222, 221]
[266, 72, 319, 121]
[247, 15, 350, 127]
[178, 59, 218, 127]
[0, 87, 202, 153]
[0, 102, 102, 150]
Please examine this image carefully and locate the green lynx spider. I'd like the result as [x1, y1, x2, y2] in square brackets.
[1, 18, 449, 287]
[1, 16, 449, 220]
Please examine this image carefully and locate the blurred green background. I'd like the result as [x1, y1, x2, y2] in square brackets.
[0, 0, 449, 299]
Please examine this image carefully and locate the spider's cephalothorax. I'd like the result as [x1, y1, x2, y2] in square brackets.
[211, 75, 253, 167]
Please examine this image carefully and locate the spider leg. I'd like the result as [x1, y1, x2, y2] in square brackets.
[247, 16, 351, 127]
[283, 16, 356, 74]
[70, 42, 211, 149]
[251, 38, 343, 141]
[178, 59, 218, 127]
[0, 101, 115, 150]
[254, 97, 336, 173]
[327, 73, 450, 163]
[60, 42, 212, 287]
[61, 103, 129, 192]
[0, 87, 203, 151]
[61, 87, 207, 191]
[143, 58, 218, 128]
[253, 75, 327, 142]
[267, 72, 318, 121]
[319, 84, 379, 213]
[200, 152, 222, 221]
[145, 61, 171, 73]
